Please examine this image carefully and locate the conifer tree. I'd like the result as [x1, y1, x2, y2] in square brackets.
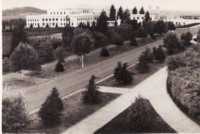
[82, 75, 101, 104]
[117, 6, 124, 20]
[39, 88, 63, 126]
[96, 11, 108, 33]
[110, 5, 116, 20]
[10, 43, 41, 72]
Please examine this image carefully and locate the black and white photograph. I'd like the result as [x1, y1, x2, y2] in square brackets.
[2, 0, 200, 133]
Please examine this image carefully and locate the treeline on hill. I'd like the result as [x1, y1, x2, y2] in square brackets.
[167, 44, 200, 123]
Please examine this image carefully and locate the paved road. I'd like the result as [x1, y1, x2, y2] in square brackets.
[16, 25, 200, 112]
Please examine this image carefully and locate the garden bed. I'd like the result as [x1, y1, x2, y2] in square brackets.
[95, 99, 176, 133]
[26, 92, 120, 133]
[99, 62, 166, 88]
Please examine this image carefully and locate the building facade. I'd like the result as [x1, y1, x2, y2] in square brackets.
[130, 11, 200, 26]
[26, 8, 100, 28]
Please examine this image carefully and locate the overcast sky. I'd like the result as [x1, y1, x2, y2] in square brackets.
[2, 0, 200, 11]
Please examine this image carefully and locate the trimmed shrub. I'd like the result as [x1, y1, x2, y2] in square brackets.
[55, 60, 64, 72]
[82, 75, 101, 104]
[114, 62, 133, 85]
[111, 33, 124, 46]
[39, 88, 63, 126]
[127, 96, 154, 132]
[135, 27, 147, 38]
[130, 37, 138, 46]
[136, 50, 150, 73]
[180, 31, 192, 47]
[100, 47, 110, 57]
[155, 46, 166, 63]
[2, 96, 30, 133]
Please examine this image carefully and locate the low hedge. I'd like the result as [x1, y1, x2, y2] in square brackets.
[167, 45, 200, 122]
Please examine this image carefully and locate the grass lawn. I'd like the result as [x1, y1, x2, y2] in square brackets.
[26, 92, 120, 133]
[95, 99, 176, 133]
[99, 61, 166, 88]
[26, 37, 161, 79]
[3, 79, 35, 90]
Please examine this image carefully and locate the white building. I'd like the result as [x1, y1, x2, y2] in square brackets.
[26, 8, 100, 28]
[130, 8, 200, 26]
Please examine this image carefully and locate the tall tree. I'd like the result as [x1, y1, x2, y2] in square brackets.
[96, 11, 108, 34]
[117, 6, 124, 20]
[123, 9, 130, 22]
[132, 7, 137, 14]
[181, 31, 192, 47]
[163, 32, 181, 54]
[2, 96, 30, 133]
[139, 7, 145, 14]
[62, 26, 74, 50]
[10, 26, 27, 54]
[167, 21, 176, 31]
[71, 31, 95, 68]
[10, 43, 41, 73]
[109, 5, 116, 20]
[154, 20, 167, 35]
[144, 11, 151, 22]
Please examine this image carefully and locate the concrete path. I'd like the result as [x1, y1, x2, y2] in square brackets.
[142, 68, 200, 133]
[63, 67, 200, 134]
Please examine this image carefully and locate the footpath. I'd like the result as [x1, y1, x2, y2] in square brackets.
[63, 67, 200, 134]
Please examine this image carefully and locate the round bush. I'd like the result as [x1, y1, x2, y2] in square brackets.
[100, 47, 110, 57]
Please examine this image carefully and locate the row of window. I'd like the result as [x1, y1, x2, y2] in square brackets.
[77, 17, 93, 21]
[27, 19, 39, 22]
[42, 18, 67, 21]
[49, 10, 90, 15]
[28, 22, 69, 26]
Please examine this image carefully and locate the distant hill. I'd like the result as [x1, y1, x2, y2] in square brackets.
[3, 7, 46, 20]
